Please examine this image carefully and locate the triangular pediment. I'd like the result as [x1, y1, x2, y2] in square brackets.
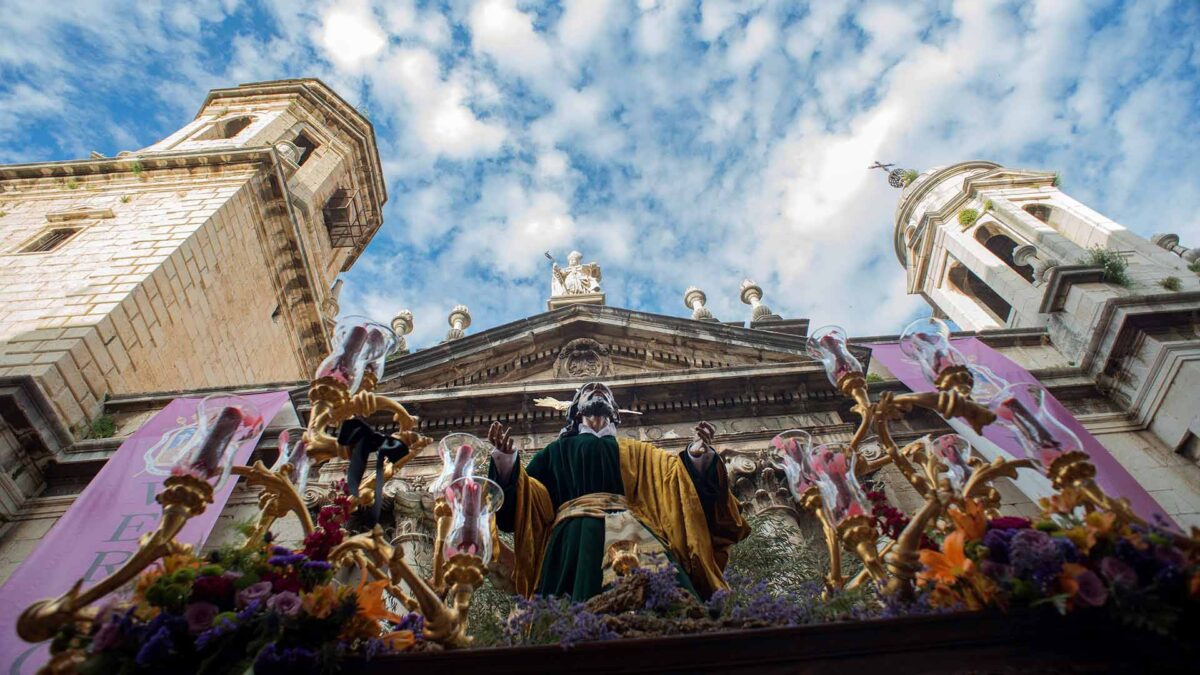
[377, 305, 831, 392]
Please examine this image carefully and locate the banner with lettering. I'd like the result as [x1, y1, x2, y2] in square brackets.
[869, 338, 1167, 523]
[0, 391, 291, 674]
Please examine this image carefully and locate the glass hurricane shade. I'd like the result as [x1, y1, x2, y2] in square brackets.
[807, 325, 863, 386]
[431, 433, 492, 494]
[443, 476, 504, 565]
[989, 382, 1084, 466]
[966, 363, 1009, 405]
[808, 443, 871, 526]
[770, 429, 815, 501]
[144, 394, 263, 488]
[314, 316, 399, 393]
[272, 427, 311, 495]
[930, 434, 973, 491]
[899, 317, 967, 385]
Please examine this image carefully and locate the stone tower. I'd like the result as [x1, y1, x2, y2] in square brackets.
[894, 161, 1200, 455]
[0, 79, 385, 455]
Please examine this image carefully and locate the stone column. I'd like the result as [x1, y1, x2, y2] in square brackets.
[723, 450, 814, 544]
[444, 305, 471, 342]
[683, 286, 718, 322]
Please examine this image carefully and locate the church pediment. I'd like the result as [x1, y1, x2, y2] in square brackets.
[378, 305, 825, 392]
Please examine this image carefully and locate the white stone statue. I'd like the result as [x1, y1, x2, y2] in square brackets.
[549, 250, 602, 296]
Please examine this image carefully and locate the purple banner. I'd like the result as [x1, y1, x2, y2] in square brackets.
[870, 338, 1166, 523]
[0, 391, 291, 673]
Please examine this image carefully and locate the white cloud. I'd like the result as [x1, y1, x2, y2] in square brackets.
[319, 5, 386, 71]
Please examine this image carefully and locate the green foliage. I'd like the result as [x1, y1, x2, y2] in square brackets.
[1188, 260, 1200, 276]
[130, 160, 145, 177]
[1079, 246, 1131, 287]
[900, 169, 919, 186]
[983, 199, 994, 212]
[119, 195, 131, 204]
[82, 414, 117, 439]
[467, 576, 518, 647]
[1158, 276, 1182, 292]
[1052, 172, 1062, 187]
[0, 211, 6, 218]
[725, 517, 827, 595]
[865, 372, 884, 383]
[957, 208, 979, 227]
[65, 178, 79, 190]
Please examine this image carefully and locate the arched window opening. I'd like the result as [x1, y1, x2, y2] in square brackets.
[194, 115, 254, 141]
[293, 131, 318, 166]
[1024, 203, 1052, 223]
[974, 224, 1035, 282]
[947, 262, 1011, 324]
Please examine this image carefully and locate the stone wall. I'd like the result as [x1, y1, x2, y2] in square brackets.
[0, 167, 310, 430]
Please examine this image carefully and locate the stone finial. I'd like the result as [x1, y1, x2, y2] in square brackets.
[391, 309, 413, 354]
[444, 305, 471, 342]
[739, 279, 781, 323]
[683, 286, 717, 322]
[1151, 233, 1199, 263]
[1012, 245, 1059, 287]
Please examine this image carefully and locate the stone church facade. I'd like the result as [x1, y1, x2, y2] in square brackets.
[1, 79, 1199, 589]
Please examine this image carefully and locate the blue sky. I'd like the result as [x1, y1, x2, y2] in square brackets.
[2, 0, 1199, 347]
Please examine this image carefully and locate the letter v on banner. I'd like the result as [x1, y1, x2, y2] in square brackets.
[0, 391, 291, 674]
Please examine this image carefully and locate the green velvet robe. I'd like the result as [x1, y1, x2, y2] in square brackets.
[490, 433, 728, 601]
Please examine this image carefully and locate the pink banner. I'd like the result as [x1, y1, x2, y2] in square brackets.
[869, 338, 1167, 523]
[0, 391, 291, 674]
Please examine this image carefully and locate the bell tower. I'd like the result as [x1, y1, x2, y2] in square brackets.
[0, 80, 385, 511]
[894, 161, 1200, 456]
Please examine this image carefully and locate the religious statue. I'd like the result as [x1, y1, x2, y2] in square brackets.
[549, 250, 602, 296]
[487, 382, 749, 600]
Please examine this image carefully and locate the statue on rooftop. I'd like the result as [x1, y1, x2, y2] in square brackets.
[548, 250, 602, 296]
[487, 382, 749, 601]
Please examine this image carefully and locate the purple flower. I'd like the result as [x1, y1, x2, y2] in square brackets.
[301, 560, 332, 572]
[1099, 556, 1138, 589]
[136, 626, 173, 665]
[394, 612, 424, 638]
[982, 528, 1016, 564]
[91, 619, 123, 652]
[184, 602, 219, 634]
[1073, 569, 1108, 608]
[1009, 529, 1064, 592]
[267, 591, 302, 617]
[195, 613, 238, 651]
[268, 553, 308, 567]
[254, 643, 321, 675]
[237, 581, 273, 608]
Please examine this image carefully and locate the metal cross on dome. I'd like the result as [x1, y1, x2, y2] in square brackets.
[870, 161, 909, 189]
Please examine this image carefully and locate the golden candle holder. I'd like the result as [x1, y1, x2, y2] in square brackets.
[16, 474, 214, 644]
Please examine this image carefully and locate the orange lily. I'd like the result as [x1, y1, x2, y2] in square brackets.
[948, 499, 987, 541]
[919, 530, 973, 584]
[356, 577, 407, 624]
[380, 630, 416, 652]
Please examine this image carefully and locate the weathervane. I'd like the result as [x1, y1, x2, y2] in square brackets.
[871, 161, 913, 189]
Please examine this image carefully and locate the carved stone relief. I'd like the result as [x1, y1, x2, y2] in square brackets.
[554, 338, 613, 379]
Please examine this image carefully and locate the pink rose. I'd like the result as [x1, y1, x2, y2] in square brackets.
[184, 602, 219, 634]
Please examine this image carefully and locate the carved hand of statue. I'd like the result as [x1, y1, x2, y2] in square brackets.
[487, 421, 516, 456]
[688, 421, 716, 457]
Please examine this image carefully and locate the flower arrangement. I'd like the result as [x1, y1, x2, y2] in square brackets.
[916, 493, 1200, 636]
[58, 481, 424, 674]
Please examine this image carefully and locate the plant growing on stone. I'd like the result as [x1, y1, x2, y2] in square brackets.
[901, 169, 919, 186]
[130, 160, 145, 177]
[1079, 246, 1131, 288]
[1158, 276, 1182, 292]
[66, 178, 79, 190]
[958, 209, 979, 227]
[1052, 172, 1062, 187]
[83, 414, 118, 440]
[1188, 260, 1200, 276]
[983, 199, 994, 212]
